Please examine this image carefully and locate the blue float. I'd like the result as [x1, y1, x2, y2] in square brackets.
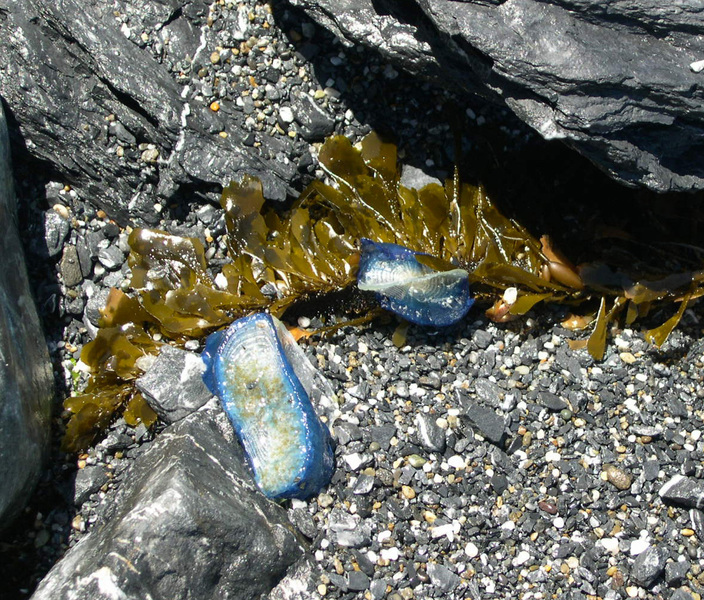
[202, 313, 334, 500]
[357, 238, 473, 327]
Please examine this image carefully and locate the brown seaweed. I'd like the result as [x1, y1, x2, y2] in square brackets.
[63, 132, 704, 452]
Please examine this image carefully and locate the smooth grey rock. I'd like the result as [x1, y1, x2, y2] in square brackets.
[631, 546, 666, 588]
[399, 165, 441, 191]
[136, 345, 212, 424]
[659, 474, 704, 509]
[32, 409, 302, 600]
[346, 570, 370, 591]
[427, 562, 460, 593]
[0, 100, 53, 528]
[290, 0, 704, 193]
[0, 0, 300, 224]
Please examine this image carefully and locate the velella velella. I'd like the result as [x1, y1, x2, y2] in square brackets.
[201, 313, 334, 500]
[357, 239, 474, 327]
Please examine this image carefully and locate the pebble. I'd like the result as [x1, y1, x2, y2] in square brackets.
[415, 413, 446, 452]
[426, 562, 460, 593]
[603, 464, 633, 490]
[631, 546, 667, 587]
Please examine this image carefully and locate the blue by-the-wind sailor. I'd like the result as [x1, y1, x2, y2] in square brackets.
[357, 238, 473, 327]
[201, 313, 334, 500]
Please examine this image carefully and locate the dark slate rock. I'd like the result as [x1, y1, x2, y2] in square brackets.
[73, 465, 110, 507]
[427, 562, 460, 593]
[369, 578, 387, 600]
[44, 211, 70, 257]
[136, 345, 212, 424]
[665, 560, 690, 588]
[346, 570, 370, 592]
[459, 401, 506, 446]
[631, 546, 666, 588]
[0, 100, 53, 528]
[415, 413, 446, 453]
[290, 0, 704, 193]
[31, 409, 302, 600]
[369, 424, 396, 450]
[539, 392, 568, 412]
[290, 91, 336, 141]
[690, 508, 704, 539]
[96, 245, 125, 271]
[671, 589, 695, 600]
[659, 475, 704, 509]
[0, 0, 299, 223]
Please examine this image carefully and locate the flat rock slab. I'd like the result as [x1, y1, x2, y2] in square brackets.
[289, 0, 704, 193]
[0, 99, 53, 527]
[31, 408, 303, 600]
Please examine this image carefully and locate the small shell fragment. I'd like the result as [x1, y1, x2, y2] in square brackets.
[357, 238, 473, 327]
[201, 313, 334, 499]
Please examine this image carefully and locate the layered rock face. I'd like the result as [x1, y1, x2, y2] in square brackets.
[0, 101, 54, 527]
[0, 0, 303, 223]
[288, 0, 704, 193]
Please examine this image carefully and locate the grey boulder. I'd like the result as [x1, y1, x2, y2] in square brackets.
[0, 99, 54, 528]
[31, 407, 303, 600]
[289, 0, 704, 193]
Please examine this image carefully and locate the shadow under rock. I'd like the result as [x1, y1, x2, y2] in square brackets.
[0, 102, 77, 600]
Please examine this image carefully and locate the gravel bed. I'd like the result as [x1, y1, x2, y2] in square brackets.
[2, 1, 704, 599]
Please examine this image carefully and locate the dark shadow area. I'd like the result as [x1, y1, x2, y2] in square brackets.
[272, 3, 704, 281]
[0, 102, 78, 600]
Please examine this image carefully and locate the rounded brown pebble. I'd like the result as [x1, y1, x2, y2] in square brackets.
[603, 464, 632, 490]
[538, 500, 558, 515]
[401, 485, 416, 499]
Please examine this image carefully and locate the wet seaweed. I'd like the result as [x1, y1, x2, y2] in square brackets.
[63, 132, 704, 452]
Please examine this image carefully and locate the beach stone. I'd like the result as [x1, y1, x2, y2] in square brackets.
[31, 409, 302, 600]
[631, 546, 666, 588]
[291, 0, 704, 193]
[459, 400, 507, 446]
[427, 562, 460, 593]
[0, 99, 53, 529]
[659, 475, 704, 509]
[136, 345, 213, 424]
[415, 413, 446, 453]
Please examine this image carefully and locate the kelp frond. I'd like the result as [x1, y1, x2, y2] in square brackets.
[62, 132, 704, 452]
